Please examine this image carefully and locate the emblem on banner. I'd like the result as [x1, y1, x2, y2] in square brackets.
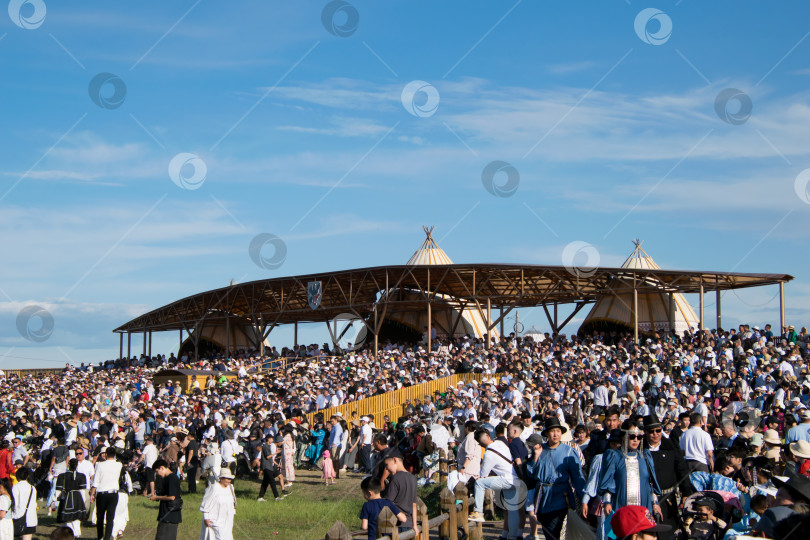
[307, 281, 322, 310]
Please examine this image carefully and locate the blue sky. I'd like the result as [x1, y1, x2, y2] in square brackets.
[2, 0, 810, 367]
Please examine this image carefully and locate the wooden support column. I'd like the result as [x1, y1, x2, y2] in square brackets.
[294, 321, 298, 347]
[225, 313, 230, 356]
[699, 279, 705, 331]
[668, 293, 675, 334]
[486, 297, 491, 350]
[779, 281, 786, 330]
[373, 307, 378, 356]
[179, 329, 183, 355]
[148, 331, 152, 358]
[633, 273, 639, 343]
[500, 306, 504, 338]
[716, 287, 722, 331]
[119, 333, 123, 360]
[553, 302, 558, 333]
[427, 268, 432, 353]
[142, 331, 147, 356]
[127, 332, 131, 359]
[427, 301, 432, 353]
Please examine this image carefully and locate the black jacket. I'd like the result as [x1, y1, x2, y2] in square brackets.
[646, 436, 694, 498]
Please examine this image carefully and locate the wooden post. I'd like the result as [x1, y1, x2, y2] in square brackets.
[416, 498, 429, 540]
[440, 488, 458, 540]
[779, 281, 785, 331]
[486, 297, 491, 350]
[179, 329, 182, 356]
[716, 287, 722, 331]
[454, 482, 469, 538]
[633, 273, 639, 343]
[225, 313, 230, 355]
[324, 520, 352, 540]
[427, 268, 432, 353]
[374, 307, 378, 357]
[438, 449, 448, 481]
[378, 506, 400, 540]
[142, 331, 147, 357]
[668, 293, 675, 334]
[119, 333, 123, 360]
[699, 279, 705, 331]
[483, 488, 495, 519]
[294, 321, 298, 347]
[127, 332, 131, 359]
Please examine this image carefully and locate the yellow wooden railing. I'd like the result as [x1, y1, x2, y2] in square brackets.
[305, 372, 495, 424]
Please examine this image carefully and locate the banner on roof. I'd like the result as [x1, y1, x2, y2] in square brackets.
[307, 281, 322, 310]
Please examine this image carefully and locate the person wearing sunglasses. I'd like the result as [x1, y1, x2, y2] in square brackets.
[598, 419, 662, 523]
[642, 414, 692, 539]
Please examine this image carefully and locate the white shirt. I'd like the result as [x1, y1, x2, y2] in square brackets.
[92, 459, 123, 493]
[679, 426, 714, 465]
[360, 424, 373, 445]
[480, 441, 518, 485]
[76, 459, 95, 483]
[11, 481, 36, 526]
[143, 443, 159, 468]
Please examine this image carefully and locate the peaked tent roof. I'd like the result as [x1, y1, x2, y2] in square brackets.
[579, 240, 700, 334]
[392, 226, 495, 339]
[406, 226, 453, 266]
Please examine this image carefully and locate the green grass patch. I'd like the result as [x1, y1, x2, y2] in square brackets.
[34, 468, 366, 539]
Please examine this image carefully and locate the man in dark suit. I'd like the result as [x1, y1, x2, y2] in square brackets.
[644, 413, 693, 539]
[586, 406, 621, 466]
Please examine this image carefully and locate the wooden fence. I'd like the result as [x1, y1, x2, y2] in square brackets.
[2, 368, 63, 378]
[305, 372, 495, 424]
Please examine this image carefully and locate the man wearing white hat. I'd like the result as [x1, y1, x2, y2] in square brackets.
[358, 417, 373, 474]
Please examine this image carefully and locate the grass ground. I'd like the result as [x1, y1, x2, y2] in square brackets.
[34, 468, 367, 540]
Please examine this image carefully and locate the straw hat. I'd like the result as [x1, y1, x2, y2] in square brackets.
[789, 440, 810, 460]
[763, 430, 782, 445]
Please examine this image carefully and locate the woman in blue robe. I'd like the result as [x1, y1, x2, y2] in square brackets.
[305, 423, 326, 468]
[599, 420, 662, 517]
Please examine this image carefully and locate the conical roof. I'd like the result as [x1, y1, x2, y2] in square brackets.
[579, 240, 699, 335]
[621, 239, 661, 270]
[406, 226, 453, 265]
[382, 227, 497, 340]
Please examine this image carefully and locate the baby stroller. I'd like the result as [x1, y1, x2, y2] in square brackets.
[675, 490, 742, 540]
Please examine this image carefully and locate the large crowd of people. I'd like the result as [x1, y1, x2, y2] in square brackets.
[0, 322, 809, 540]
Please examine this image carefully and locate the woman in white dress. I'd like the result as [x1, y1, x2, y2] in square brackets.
[200, 469, 236, 540]
[112, 466, 133, 538]
[0, 478, 14, 540]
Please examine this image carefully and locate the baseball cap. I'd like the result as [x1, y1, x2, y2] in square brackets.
[610, 505, 671, 538]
